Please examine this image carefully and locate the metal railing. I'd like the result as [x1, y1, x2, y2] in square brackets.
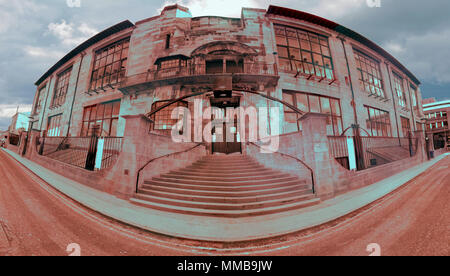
[121, 62, 277, 88]
[38, 136, 123, 171]
[328, 135, 419, 171]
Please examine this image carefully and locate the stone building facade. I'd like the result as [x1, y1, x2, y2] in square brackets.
[423, 99, 450, 150]
[30, 4, 423, 142]
[23, 5, 428, 216]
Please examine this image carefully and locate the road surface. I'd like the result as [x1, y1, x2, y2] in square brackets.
[0, 149, 448, 256]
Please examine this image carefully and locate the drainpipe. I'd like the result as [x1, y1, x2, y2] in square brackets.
[385, 62, 401, 141]
[340, 37, 365, 170]
[339, 37, 359, 131]
[66, 51, 86, 137]
[39, 77, 52, 132]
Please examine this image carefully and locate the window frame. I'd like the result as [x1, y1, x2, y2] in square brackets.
[90, 37, 130, 91]
[47, 114, 63, 137]
[400, 116, 411, 137]
[393, 72, 407, 108]
[274, 24, 335, 81]
[354, 49, 385, 98]
[365, 106, 392, 137]
[282, 91, 343, 136]
[149, 100, 189, 132]
[51, 67, 72, 108]
[81, 101, 121, 137]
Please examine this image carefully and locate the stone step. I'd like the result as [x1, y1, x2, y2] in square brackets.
[150, 176, 298, 186]
[142, 179, 307, 192]
[130, 197, 321, 218]
[137, 187, 313, 204]
[140, 183, 311, 198]
[133, 193, 317, 211]
[177, 167, 271, 174]
[159, 172, 289, 182]
[168, 169, 277, 178]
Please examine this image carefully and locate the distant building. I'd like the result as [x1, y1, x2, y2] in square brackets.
[9, 112, 31, 134]
[423, 99, 450, 149]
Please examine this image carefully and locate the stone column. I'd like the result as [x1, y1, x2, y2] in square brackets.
[300, 113, 335, 199]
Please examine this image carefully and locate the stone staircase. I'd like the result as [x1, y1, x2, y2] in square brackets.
[131, 154, 319, 218]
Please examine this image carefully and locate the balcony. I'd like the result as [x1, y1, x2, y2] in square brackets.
[119, 62, 279, 95]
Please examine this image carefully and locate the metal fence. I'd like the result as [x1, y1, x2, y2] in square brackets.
[328, 135, 419, 171]
[38, 136, 123, 171]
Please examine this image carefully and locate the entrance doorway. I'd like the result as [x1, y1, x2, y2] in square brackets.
[210, 96, 242, 154]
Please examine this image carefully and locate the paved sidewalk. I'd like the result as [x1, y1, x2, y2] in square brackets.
[2, 148, 448, 242]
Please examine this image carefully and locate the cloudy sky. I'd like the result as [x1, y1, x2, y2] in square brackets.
[0, 0, 449, 130]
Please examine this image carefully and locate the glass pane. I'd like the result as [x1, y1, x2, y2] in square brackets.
[309, 95, 320, 113]
[276, 36, 287, 46]
[110, 119, 118, 137]
[283, 93, 295, 112]
[90, 106, 97, 120]
[102, 119, 111, 136]
[288, 37, 299, 48]
[112, 101, 120, 116]
[320, 97, 331, 114]
[296, 93, 308, 112]
[97, 104, 105, 119]
[331, 99, 341, 116]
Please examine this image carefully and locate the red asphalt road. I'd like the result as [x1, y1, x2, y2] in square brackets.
[0, 149, 448, 256]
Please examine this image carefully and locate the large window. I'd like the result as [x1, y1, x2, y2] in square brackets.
[150, 101, 188, 131]
[51, 67, 72, 107]
[401, 116, 411, 137]
[81, 101, 120, 137]
[410, 84, 418, 110]
[393, 72, 407, 108]
[275, 25, 334, 80]
[90, 38, 130, 91]
[34, 86, 46, 114]
[282, 91, 343, 136]
[365, 106, 392, 137]
[47, 114, 62, 137]
[354, 50, 385, 98]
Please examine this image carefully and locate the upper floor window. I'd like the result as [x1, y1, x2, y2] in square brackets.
[34, 86, 46, 114]
[275, 25, 334, 80]
[354, 50, 385, 98]
[365, 106, 392, 137]
[51, 67, 72, 108]
[393, 72, 407, 108]
[47, 114, 62, 137]
[81, 101, 120, 137]
[90, 38, 130, 91]
[410, 85, 418, 109]
[282, 91, 342, 136]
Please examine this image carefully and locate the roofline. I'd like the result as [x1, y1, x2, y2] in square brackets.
[423, 99, 450, 107]
[35, 20, 135, 86]
[266, 5, 421, 85]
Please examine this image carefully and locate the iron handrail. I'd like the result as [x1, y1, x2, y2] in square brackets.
[135, 143, 205, 193]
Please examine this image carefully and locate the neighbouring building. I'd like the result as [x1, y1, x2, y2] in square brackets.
[23, 5, 427, 217]
[423, 98, 450, 150]
[9, 111, 31, 135]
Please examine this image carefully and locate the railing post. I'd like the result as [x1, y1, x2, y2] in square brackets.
[39, 130, 47, 155]
[353, 124, 366, 170]
[85, 126, 99, 171]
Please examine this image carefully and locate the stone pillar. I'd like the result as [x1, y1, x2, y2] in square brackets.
[300, 113, 335, 199]
[413, 130, 426, 162]
[106, 114, 152, 198]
